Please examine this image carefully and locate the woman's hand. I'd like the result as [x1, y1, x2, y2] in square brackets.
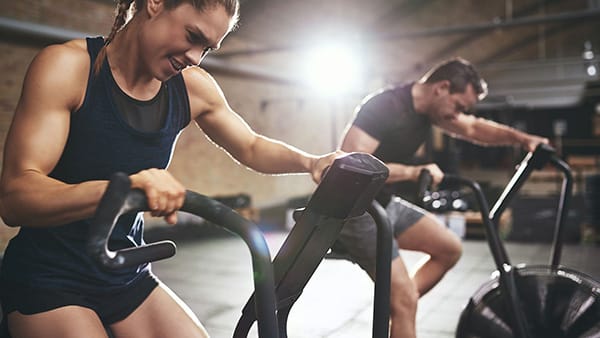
[310, 150, 346, 183]
[129, 169, 186, 224]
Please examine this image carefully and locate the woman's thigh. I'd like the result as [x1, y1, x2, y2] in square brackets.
[8, 306, 108, 338]
[110, 283, 209, 338]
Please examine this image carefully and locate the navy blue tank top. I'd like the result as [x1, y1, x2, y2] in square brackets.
[0, 37, 190, 292]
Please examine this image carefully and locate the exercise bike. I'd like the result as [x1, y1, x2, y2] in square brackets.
[87, 152, 392, 338]
[418, 144, 600, 338]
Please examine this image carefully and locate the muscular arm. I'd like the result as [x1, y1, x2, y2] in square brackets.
[184, 68, 338, 182]
[0, 41, 108, 227]
[340, 126, 442, 183]
[436, 113, 549, 152]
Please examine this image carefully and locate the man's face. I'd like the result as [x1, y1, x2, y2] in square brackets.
[429, 82, 478, 121]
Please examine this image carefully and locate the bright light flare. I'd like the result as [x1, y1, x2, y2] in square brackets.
[302, 44, 362, 96]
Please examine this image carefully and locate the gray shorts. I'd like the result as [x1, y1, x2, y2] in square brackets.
[334, 196, 426, 277]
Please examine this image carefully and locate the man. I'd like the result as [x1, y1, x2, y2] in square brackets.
[338, 57, 548, 338]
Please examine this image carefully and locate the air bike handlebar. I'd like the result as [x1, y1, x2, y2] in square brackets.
[417, 143, 571, 268]
[86, 172, 278, 338]
[417, 144, 572, 338]
[87, 173, 172, 268]
[486, 143, 573, 268]
[87, 172, 275, 271]
[87, 152, 391, 338]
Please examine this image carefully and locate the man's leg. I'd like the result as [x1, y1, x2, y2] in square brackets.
[337, 212, 419, 338]
[396, 213, 462, 296]
[389, 256, 419, 338]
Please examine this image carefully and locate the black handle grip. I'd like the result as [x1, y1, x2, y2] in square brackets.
[87, 172, 256, 270]
[529, 143, 556, 170]
[416, 169, 433, 204]
[416, 169, 464, 208]
[87, 173, 175, 269]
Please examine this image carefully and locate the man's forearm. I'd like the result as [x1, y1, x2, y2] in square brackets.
[385, 163, 419, 183]
[471, 118, 534, 147]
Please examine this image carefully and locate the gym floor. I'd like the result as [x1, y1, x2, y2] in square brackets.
[152, 231, 600, 338]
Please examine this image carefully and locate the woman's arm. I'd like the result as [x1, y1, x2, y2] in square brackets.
[184, 67, 340, 183]
[0, 40, 109, 227]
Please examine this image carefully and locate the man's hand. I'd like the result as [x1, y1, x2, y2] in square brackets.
[522, 134, 550, 152]
[414, 163, 444, 186]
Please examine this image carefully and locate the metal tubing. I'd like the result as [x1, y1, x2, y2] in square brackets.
[490, 144, 555, 222]
[449, 176, 511, 269]
[489, 144, 554, 222]
[499, 265, 532, 338]
[450, 175, 531, 337]
[369, 201, 392, 338]
[489, 151, 536, 224]
[549, 156, 573, 267]
[379, 8, 600, 40]
[161, 192, 280, 338]
[217, 9, 600, 57]
[89, 173, 279, 338]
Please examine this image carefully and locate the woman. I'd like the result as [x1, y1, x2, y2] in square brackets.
[0, 1, 339, 337]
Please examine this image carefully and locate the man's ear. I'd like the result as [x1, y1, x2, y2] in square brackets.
[146, 0, 164, 17]
[434, 80, 451, 96]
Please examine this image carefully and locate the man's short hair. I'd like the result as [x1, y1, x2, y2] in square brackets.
[420, 57, 488, 100]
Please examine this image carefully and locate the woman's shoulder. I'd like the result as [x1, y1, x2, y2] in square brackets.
[181, 67, 227, 116]
[37, 39, 89, 61]
[24, 39, 92, 110]
[181, 66, 217, 90]
[28, 39, 90, 78]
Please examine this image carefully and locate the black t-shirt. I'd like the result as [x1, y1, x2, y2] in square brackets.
[351, 82, 432, 204]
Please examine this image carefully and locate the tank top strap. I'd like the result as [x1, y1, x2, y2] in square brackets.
[165, 73, 191, 131]
[85, 36, 105, 65]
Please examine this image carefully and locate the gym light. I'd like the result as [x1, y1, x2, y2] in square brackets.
[583, 41, 598, 78]
[302, 44, 363, 96]
[587, 64, 597, 77]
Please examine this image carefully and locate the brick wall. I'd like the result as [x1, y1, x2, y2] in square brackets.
[0, 1, 347, 247]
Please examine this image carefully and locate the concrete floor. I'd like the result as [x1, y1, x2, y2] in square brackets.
[151, 231, 600, 338]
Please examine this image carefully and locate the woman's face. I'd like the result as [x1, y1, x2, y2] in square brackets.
[140, 2, 232, 80]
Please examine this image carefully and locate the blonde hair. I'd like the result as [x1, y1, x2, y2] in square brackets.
[93, 0, 240, 75]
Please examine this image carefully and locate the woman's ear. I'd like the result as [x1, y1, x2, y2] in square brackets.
[146, 0, 164, 17]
